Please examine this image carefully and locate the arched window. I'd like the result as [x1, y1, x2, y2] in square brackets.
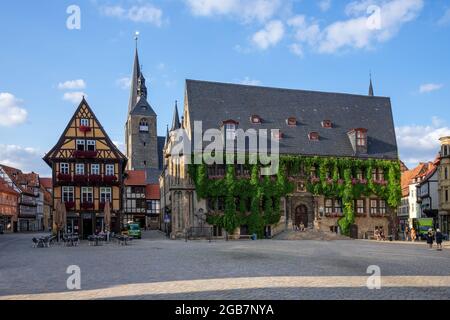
[139, 118, 149, 132]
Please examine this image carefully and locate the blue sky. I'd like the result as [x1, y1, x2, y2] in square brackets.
[0, 0, 449, 176]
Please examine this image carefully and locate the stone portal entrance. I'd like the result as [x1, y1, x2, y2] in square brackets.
[294, 205, 308, 228]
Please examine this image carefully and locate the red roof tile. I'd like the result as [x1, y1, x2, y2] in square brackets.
[146, 184, 160, 199]
[0, 164, 39, 194]
[40, 177, 53, 190]
[0, 178, 18, 195]
[125, 170, 146, 186]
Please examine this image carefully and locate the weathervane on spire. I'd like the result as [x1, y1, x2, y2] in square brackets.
[134, 31, 140, 49]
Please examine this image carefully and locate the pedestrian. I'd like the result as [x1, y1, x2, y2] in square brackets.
[426, 228, 434, 249]
[299, 221, 305, 232]
[379, 227, 386, 241]
[374, 227, 380, 241]
[404, 226, 410, 241]
[435, 229, 443, 251]
[411, 227, 417, 242]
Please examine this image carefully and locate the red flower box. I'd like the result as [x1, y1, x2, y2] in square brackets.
[89, 175, 102, 184]
[74, 150, 98, 158]
[81, 202, 94, 209]
[64, 201, 75, 210]
[79, 125, 92, 133]
[103, 175, 118, 184]
[74, 175, 88, 183]
[57, 173, 72, 182]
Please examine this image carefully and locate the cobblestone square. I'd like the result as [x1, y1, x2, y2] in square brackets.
[0, 232, 449, 300]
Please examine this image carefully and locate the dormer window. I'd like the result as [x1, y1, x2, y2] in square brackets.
[309, 132, 319, 141]
[222, 120, 238, 140]
[355, 129, 367, 147]
[250, 115, 262, 124]
[139, 118, 149, 132]
[347, 128, 368, 154]
[287, 117, 297, 126]
[322, 120, 332, 128]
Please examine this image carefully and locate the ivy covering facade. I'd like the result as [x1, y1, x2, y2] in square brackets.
[188, 156, 402, 237]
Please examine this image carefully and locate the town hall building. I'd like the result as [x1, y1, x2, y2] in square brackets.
[161, 79, 401, 239]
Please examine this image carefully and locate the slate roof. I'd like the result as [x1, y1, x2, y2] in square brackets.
[185, 79, 398, 160]
[128, 49, 156, 117]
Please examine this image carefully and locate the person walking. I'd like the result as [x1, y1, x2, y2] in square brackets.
[411, 227, 417, 242]
[426, 228, 434, 249]
[404, 226, 410, 241]
[435, 229, 443, 251]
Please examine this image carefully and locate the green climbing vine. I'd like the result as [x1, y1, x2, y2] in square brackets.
[189, 155, 401, 237]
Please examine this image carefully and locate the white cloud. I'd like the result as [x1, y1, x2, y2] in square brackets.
[419, 83, 444, 94]
[63, 92, 87, 104]
[0, 93, 28, 127]
[252, 20, 284, 50]
[116, 77, 131, 90]
[100, 4, 164, 27]
[185, 0, 281, 23]
[319, 0, 332, 12]
[289, 43, 303, 57]
[57, 79, 86, 90]
[0, 145, 49, 175]
[289, 0, 424, 55]
[239, 77, 261, 86]
[396, 117, 450, 167]
[438, 8, 450, 26]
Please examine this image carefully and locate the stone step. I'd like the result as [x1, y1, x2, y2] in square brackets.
[273, 229, 350, 241]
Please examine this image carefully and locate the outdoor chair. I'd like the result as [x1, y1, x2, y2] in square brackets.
[32, 238, 39, 248]
[87, 235, 95, 246]
[42, 237, 50, 248]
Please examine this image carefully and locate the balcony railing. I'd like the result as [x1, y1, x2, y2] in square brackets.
[74, 150, 98, 158]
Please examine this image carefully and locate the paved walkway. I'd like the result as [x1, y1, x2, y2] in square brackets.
[0, 232, 449, 300]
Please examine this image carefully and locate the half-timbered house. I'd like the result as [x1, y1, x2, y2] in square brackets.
[44, 99, 127, 238]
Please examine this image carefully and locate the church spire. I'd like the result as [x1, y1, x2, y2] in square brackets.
[171, 101, 181, 131]
[128, 32, 148, 114]
[368, 73, 374, 97]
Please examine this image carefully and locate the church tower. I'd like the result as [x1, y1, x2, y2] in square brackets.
[125, 40, 159, 171]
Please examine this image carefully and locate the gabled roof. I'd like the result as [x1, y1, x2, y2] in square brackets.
[0, 164, 38, 195]
[43, 98, 127, 169]
[0, 177, 19, 196]
[185, 79, 398, 160]
[401, 162, 434, 197]
[39, 177, 52, 190]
